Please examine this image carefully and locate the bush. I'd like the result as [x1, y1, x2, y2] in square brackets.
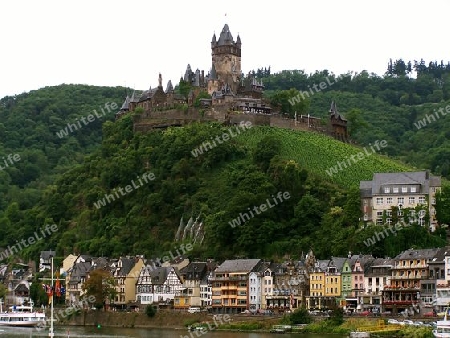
[145, 305, 157, 317]
[289, 308, 312, 324]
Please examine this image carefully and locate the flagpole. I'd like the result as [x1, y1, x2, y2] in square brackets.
[49, 256, 54, 338]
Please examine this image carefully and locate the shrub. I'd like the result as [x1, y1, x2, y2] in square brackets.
[289, 308, 312, 324]
[145, 305, 157, 317]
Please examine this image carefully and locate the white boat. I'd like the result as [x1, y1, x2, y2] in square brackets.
[0, 303, 46, 327]
[433, 307, 450, 337]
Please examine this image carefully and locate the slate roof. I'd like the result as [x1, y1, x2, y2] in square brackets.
[329, 101, 346, 121]
[428, 246, 450, 265]
[180, 262, 207, 280]
[114, 258, 136, 276]
[361, 171, 441, 196]
[165, 80, 173, 93]
[217, 24, 234, 46]
[147, 267, 181, 285]
[120, 96, 130, 110]
[394, 248, 440, 261]
[68, 261, 92, 284]
[40, 251, 56, 261]
[215, 259, 261, 273]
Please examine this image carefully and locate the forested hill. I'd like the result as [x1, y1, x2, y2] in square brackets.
[0, 84, 127, 212]
[1, 63, 450, 264]
[4, 115, 447, 264]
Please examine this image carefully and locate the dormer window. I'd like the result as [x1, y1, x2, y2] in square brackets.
[411, 187, 417, 193]
[384, 187, 390, 193]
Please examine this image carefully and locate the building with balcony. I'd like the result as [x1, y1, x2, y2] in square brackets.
[382, 248, 439, 314]
[210, 259, 262, 314]
[307, 258, 342, 310]
[358, 258, 393, 312]
[360, 171, 441, 230]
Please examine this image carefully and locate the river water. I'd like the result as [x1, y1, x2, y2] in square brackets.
[0, 326, 346, 338]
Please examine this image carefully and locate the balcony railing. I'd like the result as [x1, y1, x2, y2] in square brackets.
[211, 276, 247, 281]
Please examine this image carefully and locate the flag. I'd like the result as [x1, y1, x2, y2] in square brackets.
[55, 271, 61, 297]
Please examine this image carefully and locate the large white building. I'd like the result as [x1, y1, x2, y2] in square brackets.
[360, 171, 441, 230]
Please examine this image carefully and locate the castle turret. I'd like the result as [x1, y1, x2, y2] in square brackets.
[209, 24, 241, 95]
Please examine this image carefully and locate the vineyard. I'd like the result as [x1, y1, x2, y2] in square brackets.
[237, 126, 413, 188]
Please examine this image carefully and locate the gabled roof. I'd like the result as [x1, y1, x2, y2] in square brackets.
[215, 259, 261, 273]
[40, 251, 55, 261]
[147, 267, 182, 285]
[114, 257, 136, 277]
[68, 261, 92, 284]
[180, 262, 207, 280]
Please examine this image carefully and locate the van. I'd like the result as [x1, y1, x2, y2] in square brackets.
[188, 307, 201, 313]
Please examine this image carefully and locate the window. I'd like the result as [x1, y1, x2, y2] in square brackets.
[409, 197, 415, 204]
[377, 211, 383, 217]
[402, 187, 408, 193]
[384, 187, 390, 193]
[387, 197, 393, 204]
[376, 197, 383, 205]
[411, 187, 417, 193]
[393, 187, 399, 193]
[386, 218, 392, 225]
[418, 197, 426, 204]
[398, 197, 404, 204]
[386, 210, 392, 217]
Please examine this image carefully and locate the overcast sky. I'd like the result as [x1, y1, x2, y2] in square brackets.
[1, 0, 449, 99]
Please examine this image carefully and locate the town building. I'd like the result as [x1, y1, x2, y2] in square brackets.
[360, 171, 441, 230]
[382, 248, 439, 314]
[210, 259, 262, 314]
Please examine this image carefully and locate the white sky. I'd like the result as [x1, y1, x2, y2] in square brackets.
[1, 0, 449, 99]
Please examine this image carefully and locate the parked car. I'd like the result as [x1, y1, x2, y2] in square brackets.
[359, 310, 371, 316]
[188, 307, 201, 313]
[388, 319, 400, 325]
[424, 311, 437, 317]
[403, 320, 414, 326]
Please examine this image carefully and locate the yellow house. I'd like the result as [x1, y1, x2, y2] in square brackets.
[111, 256, 145, 310]
[307, 270, 325, 309]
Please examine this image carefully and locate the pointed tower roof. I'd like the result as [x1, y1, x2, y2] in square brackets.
[236, 34, 241, 46]
[211, 33, 217, 43]
[210, 64, 217, 80]
[217, 24, 234, 45]
[165, 80, 173, 93]
[120, 96, 130, 110]
[130, 90, 140, 103]
[329, 101, 347, 121]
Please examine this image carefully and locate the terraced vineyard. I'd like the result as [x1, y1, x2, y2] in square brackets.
[237, 126, 413, 188]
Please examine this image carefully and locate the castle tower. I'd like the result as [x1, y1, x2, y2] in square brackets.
[208, 24, 241, 95]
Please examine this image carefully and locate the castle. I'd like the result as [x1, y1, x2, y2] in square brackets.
[116, 24, 347, 141]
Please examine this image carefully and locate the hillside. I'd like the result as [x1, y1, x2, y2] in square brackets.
[8, 115, 443, 263]
[1, 73, 449, 264]
[0, 84, 127, 213]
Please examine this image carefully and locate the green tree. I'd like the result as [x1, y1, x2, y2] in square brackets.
[288, 308, 312, 324]
[82, 269, 116, 310]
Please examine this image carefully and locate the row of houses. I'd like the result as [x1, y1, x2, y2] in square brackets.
[42, 246, 447, 315]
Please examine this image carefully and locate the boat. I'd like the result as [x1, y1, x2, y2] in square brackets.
[0, 302, 46, 327]
[433, 307, 450, 337]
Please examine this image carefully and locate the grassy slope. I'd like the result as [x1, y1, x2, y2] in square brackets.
[236, 126, 412, 188]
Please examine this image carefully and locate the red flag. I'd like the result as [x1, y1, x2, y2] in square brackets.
[55, 271, 61, 297]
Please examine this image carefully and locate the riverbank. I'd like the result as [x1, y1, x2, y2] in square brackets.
[55, 310, 434, 337]
[55, 309, 279, 330]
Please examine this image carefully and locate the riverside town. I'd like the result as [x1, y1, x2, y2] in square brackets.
[2, 12, 450, 338]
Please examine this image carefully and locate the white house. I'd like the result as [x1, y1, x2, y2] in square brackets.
[136, 266, 183, 304]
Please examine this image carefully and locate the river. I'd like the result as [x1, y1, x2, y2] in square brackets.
[0, 326, 347, 338]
